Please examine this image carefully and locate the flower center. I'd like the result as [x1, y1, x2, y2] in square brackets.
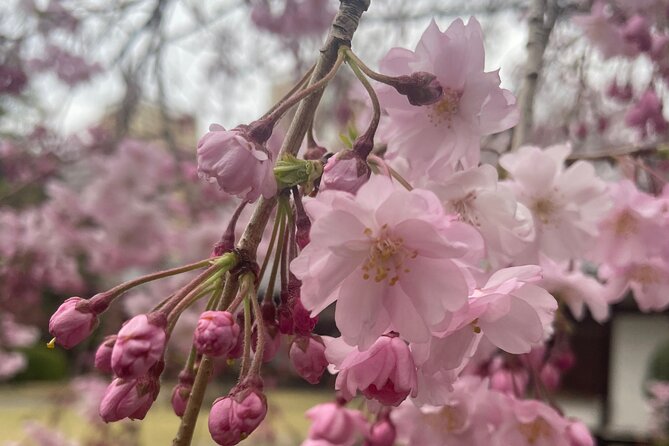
[518, 418, 552, 444]
[425, 404, 467, 433]
[361, 225, 416, 285]
[531, 197, 558, 224]
[613, 209, 638, 237]
[449, 192, 479, 226]
[427, 88, 461, 128]
[629, 264, 660, 284]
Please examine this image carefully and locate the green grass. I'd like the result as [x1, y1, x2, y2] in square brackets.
[0, 382, 330, 445]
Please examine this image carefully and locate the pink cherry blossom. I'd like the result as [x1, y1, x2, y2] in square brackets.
[320, 150, 370, 193]
[290, 335, 329, 384]
[197, 124, 277, 202]
[377, 18, 518, 172]
[208, 383, 268, 446]
[593, 180, 666, 266]
[99, 376, 159, 422]
[500, 144, 610, 262]
[573, 1, 638, 59]
[291, 176, 480, 348]
[428, 164, 535, 266]
[325, 334, 417, 406]
[48, 296, 99, 349]
[392, 377, 497, 445]
[194, 310, 240, 357]
[111, 313, 167, 378]
[94, 335, 116, 374]
[364, 417, 396, 446]
[304, 402, 368, 446]
[600, 257, 669, 311]
[538, 257, 609, 322]
[625, 89, 669, 136]
[495, 397, 571, 446]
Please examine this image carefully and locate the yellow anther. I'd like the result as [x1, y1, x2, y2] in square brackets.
[47, 338, 56, 349]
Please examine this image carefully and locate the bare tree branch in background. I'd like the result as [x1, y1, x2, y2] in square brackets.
[512, 0, 559, 149]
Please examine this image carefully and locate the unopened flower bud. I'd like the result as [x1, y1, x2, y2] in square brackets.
[306, 402, 367, 444]
[252, 322, 281, 363]
[94, 335, 116, 374]
[540, 363, 561, 391]
[99, 375, 159, 422]
[391, 71, 443, 106]
[171, 371, 194, 417]
[365, 417, 396, 446]
[290, 336, 328, 384]
[194, 311, 240, 357]
[304, 144, 327, 160]
[111, 313, 167, 379]
[48, 297, 99, 349]
[208, 380, 268, 446]
[320, 150, 370, 194]
[197, 124, 277, 202]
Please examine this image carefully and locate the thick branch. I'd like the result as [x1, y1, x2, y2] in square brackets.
[511, 0, 559, 149]
[236, 0, 370, 257]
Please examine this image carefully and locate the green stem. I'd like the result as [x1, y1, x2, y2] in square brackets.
[106, 258, 215, 298]
[248, 288, 266, 377]
[344, 48, 380, 145]
[264, 49, 345, 126]
[258, 205, 283, 283]
[240, 292, 253, 378]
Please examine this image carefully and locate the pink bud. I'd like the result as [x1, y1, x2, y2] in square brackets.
[622, 15, 652, 52]
[48, 297, 98, 349]
[490, 369, 528, 396]
[111, 313, 167, 379]
[392, 71, 444, 106]
[194, 311, 240, 357]
[365, 418, 396, 446]
[304, 145, 327, 161]
[197, 125, 277, 203]
[99, 375, 159, 422]
[540, 363, 562, 391]
[554, 349, 576, 372]
[334, 335, 417, 407]
[293, 297, 318, 336]
[252, 323, 281, 363]
[320, 150, 370, 194]
[567, 420, 594, 446]
[289, 336, 329, 385]
[306, 402, 367, 444]
[208, 381, 268, 446]
[171, 372, 194, 418]
[94, 335, 116, 374]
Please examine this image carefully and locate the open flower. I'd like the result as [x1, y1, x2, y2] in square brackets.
[377, 18, 518, 173]
[291, 176, 480, 349]
[500, 144, 609, 262]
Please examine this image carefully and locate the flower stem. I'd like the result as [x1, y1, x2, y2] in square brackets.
[248, 285, 266, 377]
[344, 48, 380, 156]
[261, 63, 316, 120]
[264, 49, 345, 126]
[258, 205, 283, 283]
[240, 288, 253, 377]
[105, 258, 217, 298]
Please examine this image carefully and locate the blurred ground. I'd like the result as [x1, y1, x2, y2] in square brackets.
[0, 383, 331, 445]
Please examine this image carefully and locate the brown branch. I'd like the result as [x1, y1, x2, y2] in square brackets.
[511, 0, 559, 149]
[170, 2, 371, 445]
[236, 0, 371, 258]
